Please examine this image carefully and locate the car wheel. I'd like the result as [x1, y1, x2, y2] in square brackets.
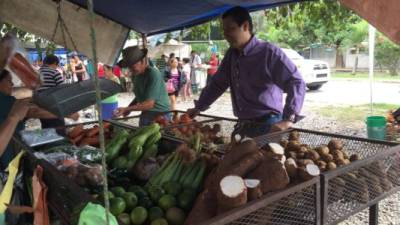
[307, 84, 322, 91]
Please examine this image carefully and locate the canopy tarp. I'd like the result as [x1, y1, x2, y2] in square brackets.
[148, 39, 191, 59]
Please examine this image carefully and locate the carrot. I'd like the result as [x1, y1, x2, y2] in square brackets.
[68, 124, 84, 138]
[86, 126, 100, 137]
[79, 137, 99, 147]
[70, 133, 84, 146]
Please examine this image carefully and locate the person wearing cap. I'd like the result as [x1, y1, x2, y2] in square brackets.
[113, 46, 171, 126]
[187, 6, 306, 138]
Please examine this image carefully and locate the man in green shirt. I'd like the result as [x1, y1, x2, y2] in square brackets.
[114, 46, 170, 126]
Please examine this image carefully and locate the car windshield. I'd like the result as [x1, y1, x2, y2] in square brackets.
[282, 49, 304, 60]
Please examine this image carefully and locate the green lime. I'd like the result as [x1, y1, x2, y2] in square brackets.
[177, 190, 196, 210]
[110, 197, 126, 216]
[148, 206, 165, 221]
[117, 213, 131, 225]
[111, 186, 126, 197]
[139, 196, 154, 208]
[98, 191, 114, 205]
[158, 194, 177, 210]
[151, 218, 169, 225]
[148, 185, 165, 202]
[123, 192, 138, 211]
[166, 207, 185, 225]
[130, 206, 148, 225]
[162, 181, 182, 196]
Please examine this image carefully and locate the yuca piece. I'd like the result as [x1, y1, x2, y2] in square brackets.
[245, 179, 262, 201]
[248, 158, 290, 193]
[285, 158, 298, 179]
[298, 164, 320, 181]
[217, 175, 247, 214]
[183, 189, 216, 225]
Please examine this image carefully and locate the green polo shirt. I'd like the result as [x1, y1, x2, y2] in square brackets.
[133, 66, 170, 112]
[0, 92, 25, 170]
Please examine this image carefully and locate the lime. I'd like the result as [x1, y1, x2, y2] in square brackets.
[151, 218, 169, 225]
[98, 191, 114, 205]
[158, 194, 177, 210]
[166, 207, 185, 225]
[110, 197, 126, 216]
[148, 185, 165, 202]
[148, 206, 165, 221]
[139, 196, 154, 208]
[128, 185, 148, 199]
[111, 186, 126, 197]
[162, 181, 182, 196]
[130, 206, 148, 225]
[123, 192, 138, 211]
[177, 189, 196, 210]
[117, 213, 131, 225]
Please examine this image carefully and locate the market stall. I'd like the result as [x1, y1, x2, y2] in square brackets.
[2, 0, 400, 224]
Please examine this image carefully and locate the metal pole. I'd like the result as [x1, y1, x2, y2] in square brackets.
[368, 24, 376, 114]
[87, 1, 110, 224]
[369, 204, 379, 225]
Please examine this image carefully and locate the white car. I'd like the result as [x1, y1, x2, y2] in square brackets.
[282, 48, 330, 90]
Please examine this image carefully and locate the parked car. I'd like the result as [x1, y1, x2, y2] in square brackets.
[282, 48, 330, 90]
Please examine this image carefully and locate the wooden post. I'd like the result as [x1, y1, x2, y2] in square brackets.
[141, 33, 147, 49]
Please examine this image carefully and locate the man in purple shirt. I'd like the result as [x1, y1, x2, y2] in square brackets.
[187, 6, 306, 138]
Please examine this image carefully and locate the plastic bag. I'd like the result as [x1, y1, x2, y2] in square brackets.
[19, 129, 64, 147]
[78, 203, 118, 225]
[166, 79, 176, 93]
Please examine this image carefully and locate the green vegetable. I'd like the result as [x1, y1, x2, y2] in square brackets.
[127, 145, 144, 169]
[123, 192, 138, 211]
[118, 213, 131, 225]
[130, 206, 148, 225]
[151, 218, 168, 225]
[144, 132, 162, 150]
[163, 181, 182, 196]
[148, 185, 165, 202]
[178, 189, 196, 210]
[112, 156, 128, 169]
[129, 123, 161, 149]
[110, 197, 126, 216]
[139, 196, 154, 208]
[111, 186, 126, 197]
[148, 207, 165, 221]
[166, 207, 185, 225]
[106, 129, 130, 162]
[158, 194, 177, 210]
[128, 185, 148, 199]
[141, 144, 159, 160]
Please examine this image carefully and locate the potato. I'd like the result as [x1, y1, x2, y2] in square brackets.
[380, 177, 393, 191]
[287, 141, 301, 152]
[329, 177, 346, 202]
[316, 160, 327, 171]
[279, 139, 289, 148]
[315, 145, 330, 156]
[286, 151, 297, 160]
[299, 146, 308, 153]
[288, 131, 300, 141]
[336, 158, 349, 166]
[332, 150, 344, 161]
[297, 159, 314, 167]
[297, 152, 305, 159]
[327, 162, 337, 170]
[306, 150, 320, 162]
[328, 139, 343, 151]
[357, 178, 370, 203]
[321, 153, 334, 162]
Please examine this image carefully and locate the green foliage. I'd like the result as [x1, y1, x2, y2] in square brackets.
[187, 23, 210, 40]
[375, 35, 400, 76]
[164, 32, 172, 43]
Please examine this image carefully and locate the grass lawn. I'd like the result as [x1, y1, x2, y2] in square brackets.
[314, 103, 397, 123]
[332, 72, 400, 81]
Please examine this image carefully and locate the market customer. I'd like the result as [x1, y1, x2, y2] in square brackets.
[0, 69, 64, 169]
[165, 57, 185, 110]
[113, 46, 170, 126]
[70, 52, 86, 82]
[38, 54, 79, 135]
[101, 65, 120, 119]
[187, 6, 306, 138]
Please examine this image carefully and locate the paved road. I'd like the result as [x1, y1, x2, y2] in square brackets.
[305, 80, 400, 106]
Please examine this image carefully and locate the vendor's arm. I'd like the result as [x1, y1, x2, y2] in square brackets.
[192, 54, 230, 113]
[127, 99, 155, 111]
[27, 105, 79, 120]
[0, 100, 30, 154]
[268, 47, 306, 131]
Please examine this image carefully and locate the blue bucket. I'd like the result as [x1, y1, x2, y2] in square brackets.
[101, 102, 118, 119]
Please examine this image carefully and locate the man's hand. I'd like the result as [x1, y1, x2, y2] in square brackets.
[68, 112, 80, 121]
[113, 107, 130, 118]
[9, 99, 31, 122]
[270, 120, 293, 133]
[186, 108, 200, 119]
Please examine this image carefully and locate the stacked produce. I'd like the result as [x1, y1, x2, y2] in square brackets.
[154, 113, 225, 145]
[279, 131, 360, 181]
[67, 122, 112, 146]
[184, 137, 291, 225]
[102, 132, 215, 225]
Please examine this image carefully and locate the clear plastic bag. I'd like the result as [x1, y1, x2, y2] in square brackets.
[19, 129, 64, 147]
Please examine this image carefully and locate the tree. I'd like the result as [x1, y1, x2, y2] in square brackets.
[260, 0, 362, 67]
[375, 35, 400, 76]
[342, 21, 368, 74]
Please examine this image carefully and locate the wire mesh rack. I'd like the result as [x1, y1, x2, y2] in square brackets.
[199, 177, 320, 225]
[257, 128, 399, 225]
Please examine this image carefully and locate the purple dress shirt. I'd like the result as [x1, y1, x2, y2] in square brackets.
[195, 36, 306, 120]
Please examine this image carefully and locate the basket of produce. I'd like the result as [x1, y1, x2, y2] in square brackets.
[258, 128, 399, 225]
